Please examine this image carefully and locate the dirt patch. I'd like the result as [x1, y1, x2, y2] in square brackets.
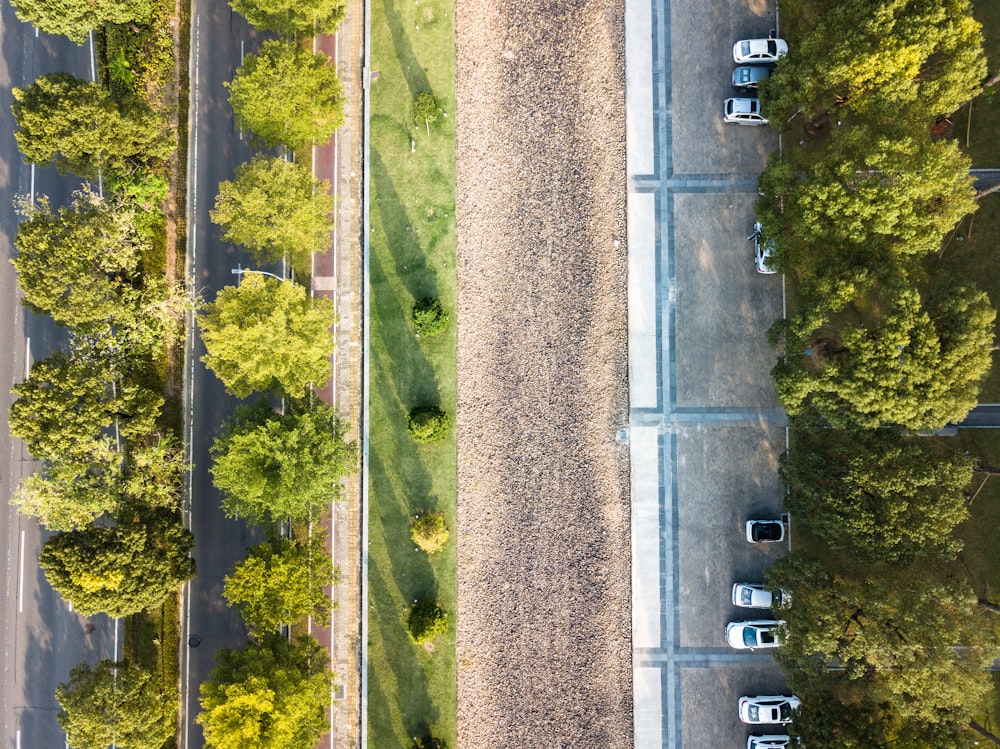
[454, 0, 632, 744]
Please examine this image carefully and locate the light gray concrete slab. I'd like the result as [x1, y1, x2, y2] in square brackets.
[629, 193, 660, 409]
[636, 666, 665, 746]
[626, 0, 655, 176]
[680, 663, 790, 749]
[669, 1, 778, 175]
[673, 192, 782, 409]
[632, 426, 663, 649]
[675, 424, 785, 649]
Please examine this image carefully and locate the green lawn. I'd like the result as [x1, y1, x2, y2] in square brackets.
[367, 0, 456, 742]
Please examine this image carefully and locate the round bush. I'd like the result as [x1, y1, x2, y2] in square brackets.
[411, 512, 449, 554]
[412, 297, 449, 337]
[407, 406, 451, 443]
[407, 600, 448, 644]
[412, 737, 446, 749]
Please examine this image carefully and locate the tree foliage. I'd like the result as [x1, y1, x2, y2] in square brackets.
[9, 0, 156, 43]
[227, 41, 344, 150]
[230, 0, 346, 34]
[764, 0, 986, 124]
[782, 424, 973, 562]
[224, 534, 337, 636]
[197, 635, 333, 749]
[407, 600, 448, 644]
[12, 73, 167, 176]
[56, 660, 173, 749]
[407, 406, 451, 443]
[410, 512, 449, 554]
[211, 399, 356, 523]
[40, 508, 195, 617]
[772, 284, 994, 430]
[199, 275, 336, 398]
[412, 297, 449, 337]
[211, 156, 334, 273]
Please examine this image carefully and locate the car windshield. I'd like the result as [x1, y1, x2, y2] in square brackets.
[760, 629, 777, 644]
[754, 523, 780, 541]
[743, 627, 758, 647]
[779, 703, 791, 720]
[747, 705, 759, 721]
[740, 587, 754, 605]
[767, 39, 777, 54]
[741, 41, 750, 57]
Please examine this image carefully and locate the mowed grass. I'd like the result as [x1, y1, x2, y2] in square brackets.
[367, 0, 456, 742]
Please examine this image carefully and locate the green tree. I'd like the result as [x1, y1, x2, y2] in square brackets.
[210, 156, 334, 273]
[197, 635, 333, 749]
[9, 0, 156, 43]
[199, 275, 336, 398]
[14, 451, 118, 531]
[413, 91, 442, 134]
[56, 660, 173, 749]
[230, 0, 346, 34]
[9, 350, 163, 464]
[772, 284, 994, 430]
[781, 423, 973, 562]
[12, 73, 167, 176]
[407, 600, 448, 644]
[227, 41, 344, 150]
[224, 535, 337, 636]
[407, 405, 451, 443]
[40, 508, 196, 617]
[211, 399, 356, 523]
[764, 0, 986, 124]
[410, 512, 449, 554]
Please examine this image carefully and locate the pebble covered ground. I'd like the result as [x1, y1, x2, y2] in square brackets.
[454, 0, 633, 742]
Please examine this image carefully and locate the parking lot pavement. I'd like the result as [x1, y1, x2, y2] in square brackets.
[626, 0, 790, 743]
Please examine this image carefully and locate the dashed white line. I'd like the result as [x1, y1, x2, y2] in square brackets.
[17, 530, 24, 614]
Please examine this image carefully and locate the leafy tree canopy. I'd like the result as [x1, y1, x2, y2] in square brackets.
[197, 635, 332, 749]
[12, 73, 168, 176]
[224, 534, 336, 636]
[772, 283, 994, 430]
[782, 422, 973, 562]
[211, 398, 356, 523]
[230, 0, 346, 35]
[199, 275, 336, 398]
[764, 0, 986, 124]
[40, 507, 196, 617]
[227, 41, 344, 150]
[9, 0, 156, 43]
[56, 660, 173, 749]
[210, 156, 334, 273]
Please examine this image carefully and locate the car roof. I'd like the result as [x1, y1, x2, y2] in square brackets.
[728, 98, 759, 114]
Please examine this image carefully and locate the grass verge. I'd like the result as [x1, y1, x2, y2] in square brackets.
[367, 0, 456, 741]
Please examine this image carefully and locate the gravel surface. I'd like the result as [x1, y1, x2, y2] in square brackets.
[454, 0, 632, 743]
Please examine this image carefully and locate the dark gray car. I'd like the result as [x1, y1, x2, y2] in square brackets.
[732, 65, 772, 90]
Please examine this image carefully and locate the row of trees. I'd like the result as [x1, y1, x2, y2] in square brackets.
[759, 0, 994, 432]
[757, 0, 998, 745]
[193, 4, 353, 747]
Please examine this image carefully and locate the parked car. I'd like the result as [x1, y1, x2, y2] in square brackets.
[732, 65, 772, 90]
[750, 221, 776, 274]
[739, 695, 801, 724]
[746, 519, 785, 543]
[726, 620, 785, 649]
[733, 38, 788, 64]
[747, 736, 791, 749]
[732, 583, 791, 609]
[724, 97, 768, 126]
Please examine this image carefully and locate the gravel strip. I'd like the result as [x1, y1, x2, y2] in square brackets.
[454, 0, 632, 743]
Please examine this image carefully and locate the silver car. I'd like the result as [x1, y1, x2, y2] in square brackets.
[732, 65, 772, 90]
[747, 736, 791, 749]
[739, 695, 801, 724]
[750, 221, 776, 274]
[726, 620, 785, 649]
[732, 583, 791, 609]
[724, 97, 768, 126]
[733, 38, 789, 64]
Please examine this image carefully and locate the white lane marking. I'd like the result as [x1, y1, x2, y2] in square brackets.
[16, 729, 20, 749]
[88, 30, 96, 81]
[29, 164, 34, 206]
[24, 338, 30, 380]
[17, 531, 24, 613]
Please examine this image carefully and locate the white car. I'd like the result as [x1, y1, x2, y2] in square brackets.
[739, 695, 801, 724]
[750, 221, 777, 274]
[726, 620, 785, 649]
[724, 97, 768, 126]
[732, 583, 791, 609]
[746, 519, 785, 543]
[733, 38, 789, 64]
[747, 736, 791, 749]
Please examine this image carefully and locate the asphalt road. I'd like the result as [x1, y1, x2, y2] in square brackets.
[180, 5, 268, 748]
[0, 9, 121, 748]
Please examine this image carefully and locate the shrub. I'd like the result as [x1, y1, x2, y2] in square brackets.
[411, 512, 449, 554]
[413, 736, 447, 749]
[411, 297, 448, 337]
[407, 600, 448, 644]
[407, 406, 451, 443]
[414, 92, 442, 133]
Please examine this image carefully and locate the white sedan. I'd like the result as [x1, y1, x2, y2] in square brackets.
[739, 695, 801, 724]
[726, 620, 785, 649]
[733, 38, 789, 64]
[747, 736, 791, 749]
[732, 583, 790, 609]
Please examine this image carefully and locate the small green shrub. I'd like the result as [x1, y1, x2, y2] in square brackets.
[411, 512, 449, 554]
[412, 297, 449, 337]
[407, 406, 451, 443]
[412, 736, 447, 749]
[414, 91, 442, 132]
[407, 600, 448, 644]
